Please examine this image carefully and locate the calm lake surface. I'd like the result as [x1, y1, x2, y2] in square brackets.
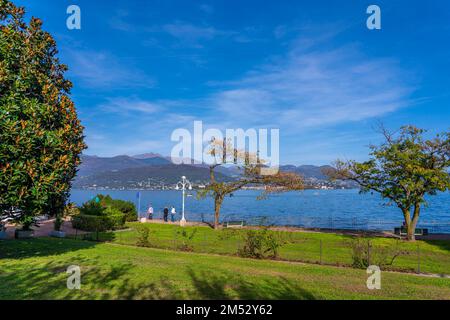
[71, 189, 450, 233]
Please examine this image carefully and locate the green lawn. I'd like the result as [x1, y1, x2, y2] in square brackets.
[0, 238, 449, 300]
[88, 222, 450, 275]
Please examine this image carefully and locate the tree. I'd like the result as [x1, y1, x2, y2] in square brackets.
[0, 1, 86, 230]
[330, 126, 450, 241]
[197, 138, 303, 229]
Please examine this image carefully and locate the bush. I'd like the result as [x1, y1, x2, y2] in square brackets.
[238, 228, 284, 259]
[176, 228, 198, 251]
[79, 201, 104, 216]
[72, 212, 125, 232]
[135, 224, 151, 247]
[64, 203, 80, 217]
[89, 195, 138, 222]
[104, 207, 126, 229]
[349, 238, 408, 269]
[72, 214, 108, 232]
[73, 195, 133, 231]
[108, 199, 137, 222]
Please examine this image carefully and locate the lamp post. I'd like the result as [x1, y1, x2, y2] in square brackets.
[175, 176, 192, 226]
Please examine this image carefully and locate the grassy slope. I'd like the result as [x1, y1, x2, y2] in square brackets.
[1, 238, 449, 300]
[93, 223, 450, 275]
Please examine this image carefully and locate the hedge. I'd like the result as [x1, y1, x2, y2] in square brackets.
[72, 213, 125, 232]
[80, 195, 138, 222]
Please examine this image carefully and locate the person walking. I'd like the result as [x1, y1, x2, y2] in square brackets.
[147, 204, 154, 220]
[170, 206, 176, 222]
[163, 207, 169, 222]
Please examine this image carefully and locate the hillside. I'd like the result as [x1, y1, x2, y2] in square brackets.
[73, 164, 232, 189]
[74, 154, 347, 190]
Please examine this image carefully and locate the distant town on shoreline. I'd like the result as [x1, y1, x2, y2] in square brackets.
[74, 154, 355, 191]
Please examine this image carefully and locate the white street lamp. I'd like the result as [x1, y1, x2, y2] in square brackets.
[175, 176, 192, 226]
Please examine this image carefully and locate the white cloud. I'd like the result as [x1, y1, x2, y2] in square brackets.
[206, 44, 414, 132]
[99, 97, 163, 114]
[83, 30, 415, 161]
[161, 21, 228, 47]
[66, 49, 155, 89]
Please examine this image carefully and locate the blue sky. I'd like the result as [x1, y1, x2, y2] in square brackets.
[16, 0, 450, 165]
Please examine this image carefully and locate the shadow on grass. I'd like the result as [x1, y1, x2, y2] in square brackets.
[0, 238, 99, 260]
[0, 253, 186, 300]
[1, 237, 316, 300]
[187, 268, 316, 300]
[421, 239, 450, 253]
[1, 254, 316, 300]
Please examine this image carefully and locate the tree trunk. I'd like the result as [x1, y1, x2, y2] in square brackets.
[408, 204, 421, 241]
[403, 205, 420, 241]
[214, 196, 223, 230]
[402, 209, 415, 241]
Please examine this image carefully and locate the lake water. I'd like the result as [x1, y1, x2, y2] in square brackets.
[70, 189, 450, 233]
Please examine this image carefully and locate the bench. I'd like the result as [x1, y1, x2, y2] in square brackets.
[225, 221, 245, 228]
[394, 227, 429, 236]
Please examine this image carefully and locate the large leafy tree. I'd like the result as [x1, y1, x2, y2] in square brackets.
[0, 0, 86, 230]
[198, 138, 303, 229]
[331, 126, 450, 241]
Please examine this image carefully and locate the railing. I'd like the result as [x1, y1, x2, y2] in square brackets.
[183, 212, 450, 234]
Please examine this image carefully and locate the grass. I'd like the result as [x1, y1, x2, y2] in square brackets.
[1, 237, 449, 300]
[87, 222, 450, 275]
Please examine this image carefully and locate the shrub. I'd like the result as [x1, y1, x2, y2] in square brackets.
[135, 224, 151, 247]
[73, 195, 132, 231]
[72, 212, 125, 232]
[349, 237, 408, 269]
[79, 201, 104, 216]
[108, 199, 137, 222]
[64, 203, 80, 217]
[89, 194, 138, 222]
[72, 214, 108, 232]
[104, 207, 126, 229]
[176, 228, 198, 251]
[238, 228, 284, 259]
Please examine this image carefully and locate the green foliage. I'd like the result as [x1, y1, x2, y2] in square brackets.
[134, 224, 151, 247]
[73, 196, 132, 231]
[334, 126, 450, 240]
[197, 138, 304, 229]
[238, 228, 284, 259]
[350, 238, 408, 269]
[63, 202, 79, 217]
[79, 201, 104, 216]
[0, 1, 86, 228]
[176, 227, 198, 251]
[98, 195, 137, 222]
[72, 212, 125, 232]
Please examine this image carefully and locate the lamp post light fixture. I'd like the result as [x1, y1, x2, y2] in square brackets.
[175, 176, 192, 227]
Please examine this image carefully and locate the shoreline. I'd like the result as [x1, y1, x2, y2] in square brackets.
[136, 218, 450, 240]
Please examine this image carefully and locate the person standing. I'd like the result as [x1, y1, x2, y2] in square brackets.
[163, 207, 169, 222]
[170, 206, 176, 222]
[147, 204, 154, 220]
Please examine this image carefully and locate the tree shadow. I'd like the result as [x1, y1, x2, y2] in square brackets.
[187, 268, 316, 300]
[420, 239, 450, 252]
[0, 253, 184, 300]
[0, 238, 98, 260]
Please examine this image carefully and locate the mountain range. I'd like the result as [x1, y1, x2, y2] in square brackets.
[73, 154, 338, 189]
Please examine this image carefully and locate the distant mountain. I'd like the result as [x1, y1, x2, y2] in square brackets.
[77, 154, 171, 177]
[73, 164, 232, 189]
[132, 153, 165, 159]
[74, 153, 341, 190]
[280, 165, 335, 180]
